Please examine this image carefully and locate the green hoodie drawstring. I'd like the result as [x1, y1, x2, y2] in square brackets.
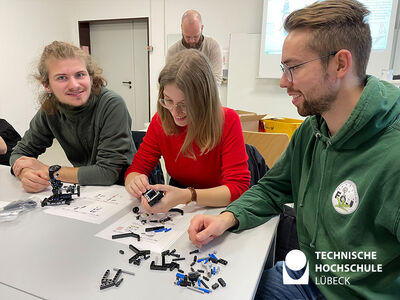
[310, 133, 330, 249]
[299, 132, 321, 208]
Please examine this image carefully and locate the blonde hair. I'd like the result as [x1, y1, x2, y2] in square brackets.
[34, 41, 106, 114]
[284, 0, 371, 82]
[158, 49, 223, 158]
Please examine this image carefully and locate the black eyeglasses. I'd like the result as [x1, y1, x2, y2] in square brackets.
[280, 51, 338, 82]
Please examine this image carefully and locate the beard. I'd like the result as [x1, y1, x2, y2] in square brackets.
[181, 35, 204, 49]
[297, 75, 338, 116]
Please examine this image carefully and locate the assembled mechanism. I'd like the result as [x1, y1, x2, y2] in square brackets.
[143, 189, 164, 206]
[41, 165, 80, 207]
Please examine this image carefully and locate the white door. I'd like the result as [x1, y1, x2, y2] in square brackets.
[89, 20, 149, 130]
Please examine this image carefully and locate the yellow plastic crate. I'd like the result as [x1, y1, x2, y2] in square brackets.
[261, 117, 303, 139]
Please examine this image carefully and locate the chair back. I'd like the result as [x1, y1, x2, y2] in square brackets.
[131, 131, 164, 185]
[245, 144, 269, 187]
[243, 131, 289, 168]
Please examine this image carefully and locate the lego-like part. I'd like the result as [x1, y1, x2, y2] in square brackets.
[218, 277, 226, 287]
[101, 270, 110, 283]
[187, 286, 204, 294]
[203, 276, 210, 281]
[132, 206, 140, 214]
[188, 272, 200, 282]
[145, 226, 165, 232]
[150, 261, 168, 271]
[211, 283, 219, 290]
[172, 257, 185, 262]
[193, 255, 197, 262]
[218, 258, 228, 265]
[143, 189, 164, 206]
[189, 249, 200, 255]
[115, 278, 124, 287]
[112, 269, 122, 283]
[129, 244, 140, 253]
[200, 279, 209, 289]
[168, 208, 184, 215]
[100, 280, 115, 290]
[119, 250, 124, 255]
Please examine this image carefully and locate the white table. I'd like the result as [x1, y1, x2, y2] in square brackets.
[0, 166, 279, 300]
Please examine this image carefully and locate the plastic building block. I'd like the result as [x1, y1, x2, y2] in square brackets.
[112, 232, 140, 241]
[119, 250, 124, 255]
[212, 283, 219, 290]
[132, 206, 140, 214]
[143, 189, 164, 206]
[187, 286, 204, 294]
[145, 226, 165, 232]
[168, 208, 184, 215]
[189, 249, 200, 254]
[200, 279, 209, 289]
[218, 258, 228, 265]
[218, 277, 226, 287]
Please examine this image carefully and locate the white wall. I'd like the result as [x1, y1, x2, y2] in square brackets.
[10, 0, 400, 136]
[2, 0, 268, 135]
[0, 0, 74, 134]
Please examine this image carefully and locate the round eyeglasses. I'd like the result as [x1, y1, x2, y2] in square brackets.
[159, 98, 186, 113]
[280, 51, 338, 82]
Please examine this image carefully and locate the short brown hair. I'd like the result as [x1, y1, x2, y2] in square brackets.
[34, 41, 106, 114]
[158, 49, 223, 158]
[284, 0, 371, 82]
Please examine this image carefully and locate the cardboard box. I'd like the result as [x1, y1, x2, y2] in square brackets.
[260, 117, 303, 139]
[235, 110, 266, 132]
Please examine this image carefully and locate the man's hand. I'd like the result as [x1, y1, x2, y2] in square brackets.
[140, 184, 190, 214]
[13, 156, 48, 177]
[19, 168, 50, 193]
[188, 212, 238, 248]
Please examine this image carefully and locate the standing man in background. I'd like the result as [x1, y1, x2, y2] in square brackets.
[166, 9, 223, 85]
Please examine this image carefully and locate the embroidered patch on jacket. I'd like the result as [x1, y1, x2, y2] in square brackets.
[332, 180, 359, 214]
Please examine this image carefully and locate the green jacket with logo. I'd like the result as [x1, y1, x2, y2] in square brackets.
[226, 76, 400, 299]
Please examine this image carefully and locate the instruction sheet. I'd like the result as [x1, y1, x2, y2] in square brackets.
[96, 204, 205, 253]
[30, 185, 131, 224]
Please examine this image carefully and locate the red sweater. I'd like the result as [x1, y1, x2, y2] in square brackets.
[125, 107, 250, 201]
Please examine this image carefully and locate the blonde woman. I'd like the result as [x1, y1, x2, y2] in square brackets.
[125, 49, 250, 213]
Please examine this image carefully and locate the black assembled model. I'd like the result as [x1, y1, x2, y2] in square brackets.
[143, 189, 164, 207]
[41, 165, 81, 207]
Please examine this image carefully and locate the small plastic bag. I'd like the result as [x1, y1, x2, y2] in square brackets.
[0, 199, 37, 222]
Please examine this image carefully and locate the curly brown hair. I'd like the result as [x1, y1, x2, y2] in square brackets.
[34, 41, 106, 114]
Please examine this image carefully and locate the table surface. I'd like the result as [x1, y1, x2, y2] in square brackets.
[0, 166, 279, 300]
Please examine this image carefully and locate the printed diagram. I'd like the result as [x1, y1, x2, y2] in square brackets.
[96, 205, 206, 253]
[31, 185, 131, 224]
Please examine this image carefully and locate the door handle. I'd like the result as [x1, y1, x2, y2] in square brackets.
[122, 81, 132, 84]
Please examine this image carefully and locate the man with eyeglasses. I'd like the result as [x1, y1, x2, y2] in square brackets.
[166, 9, 223, 85]
[188, 0, 400, 299]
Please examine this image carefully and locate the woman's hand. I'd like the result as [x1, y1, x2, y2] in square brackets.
[141, 184, 191, 214]
[125, 173, 150, 199]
